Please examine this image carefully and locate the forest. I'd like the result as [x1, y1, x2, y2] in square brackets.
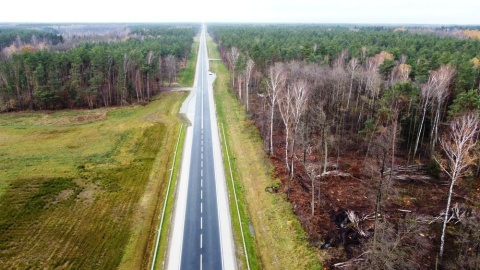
[0, 24, 197, 111]
[209, 24, 480, 269]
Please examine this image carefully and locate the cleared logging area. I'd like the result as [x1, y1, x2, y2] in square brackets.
[0, 91, 186, 269]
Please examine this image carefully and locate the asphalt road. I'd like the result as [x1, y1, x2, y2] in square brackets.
[166, 25, 236, 270]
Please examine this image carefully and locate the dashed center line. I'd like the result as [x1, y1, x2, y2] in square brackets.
[200, 94, 204, 268]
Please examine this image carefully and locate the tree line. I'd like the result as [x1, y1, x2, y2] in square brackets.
[0, 28, 63, 50]
[210, 24, 480, 91]
[209, 24, 480, 268]
[0, 25, 197, 111]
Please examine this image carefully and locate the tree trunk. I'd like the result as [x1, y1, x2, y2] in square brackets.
[373, 152, 386, 252]
[284, 126, 290, 176]
[431, 101, 443, 154]
[439, 174, 457, 263]
[323, 127, 328, 174]
[290, 133, 297, 179]
[269, 102, 275, 156]
[388, 118, 398, 192]
[413, 104, 428, 159]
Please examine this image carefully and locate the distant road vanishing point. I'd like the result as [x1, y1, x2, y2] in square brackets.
[165, 25, 237, 270]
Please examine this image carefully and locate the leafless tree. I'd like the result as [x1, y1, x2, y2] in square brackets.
[227, 47, 240, 88]
[447, 214, 480, 269]
[436, 113, 479, 263]
[367, 125, 393, 251]
[278, 84, 294, 175]
[278, 74, 309, 195]
[244, 58, 255, 112]
[363, 52, 393, 116]
[364, 69, 382, 116]
[288, 79, 310, 178]
[413, 75, 436, 159]
[390, 62, 411, 85]
[266, 62, 286, 156]
[346, 57, 360, 111]
[355, 217, 429, 270]
[430, 65, 456, 154]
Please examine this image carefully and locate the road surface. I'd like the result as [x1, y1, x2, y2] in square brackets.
[166, 25, 236, 270]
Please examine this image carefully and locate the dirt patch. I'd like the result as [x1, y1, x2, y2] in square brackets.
[74, 179, 100, 205]
[54, 189, 75, 202]
[266, 138, 475, 269]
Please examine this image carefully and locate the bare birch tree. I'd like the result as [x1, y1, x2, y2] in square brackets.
[346, 57, 359, 111]
[289, 79, 310, 178]
[266, 62, 286, 156]
[278, 84, 294, 176]
[227, 47, 239, 88]
[278, 75, 309, 196]
[245, 58, 255, 112]
[431, 65, 456, 153]
[436, 113, 479, 263]
[413, 75, 436, 158]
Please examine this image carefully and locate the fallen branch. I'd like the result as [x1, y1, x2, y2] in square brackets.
[423, 203, 469, 224]
[334, 251, 370, 268]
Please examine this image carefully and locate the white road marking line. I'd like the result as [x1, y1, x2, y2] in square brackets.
[200, 234, 203, 249]
[201, 178, 203, 188]
[200, 254, 203, 270]
[201, 169, 203, 177]
[201, 189, 203, 200]
[201, 160, 203, 168]
[201, 153, 203, 159]
[201, 215, 203, 228]
[201, 203, 203, 214]
[201, 146, 203, 152]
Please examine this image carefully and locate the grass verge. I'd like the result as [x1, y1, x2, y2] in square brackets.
[207, 34, 322, 270]
[150, 123, 186, 269]
[0, 91, 187, 269]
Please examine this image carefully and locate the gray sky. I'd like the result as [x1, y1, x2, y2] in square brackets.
[2, 0, 480, 25]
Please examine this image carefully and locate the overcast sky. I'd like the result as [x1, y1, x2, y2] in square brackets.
[2, 0, 479, 25]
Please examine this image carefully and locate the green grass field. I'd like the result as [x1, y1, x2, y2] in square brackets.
[0, 92, 187, 269]
[207, 34, 323, 270]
